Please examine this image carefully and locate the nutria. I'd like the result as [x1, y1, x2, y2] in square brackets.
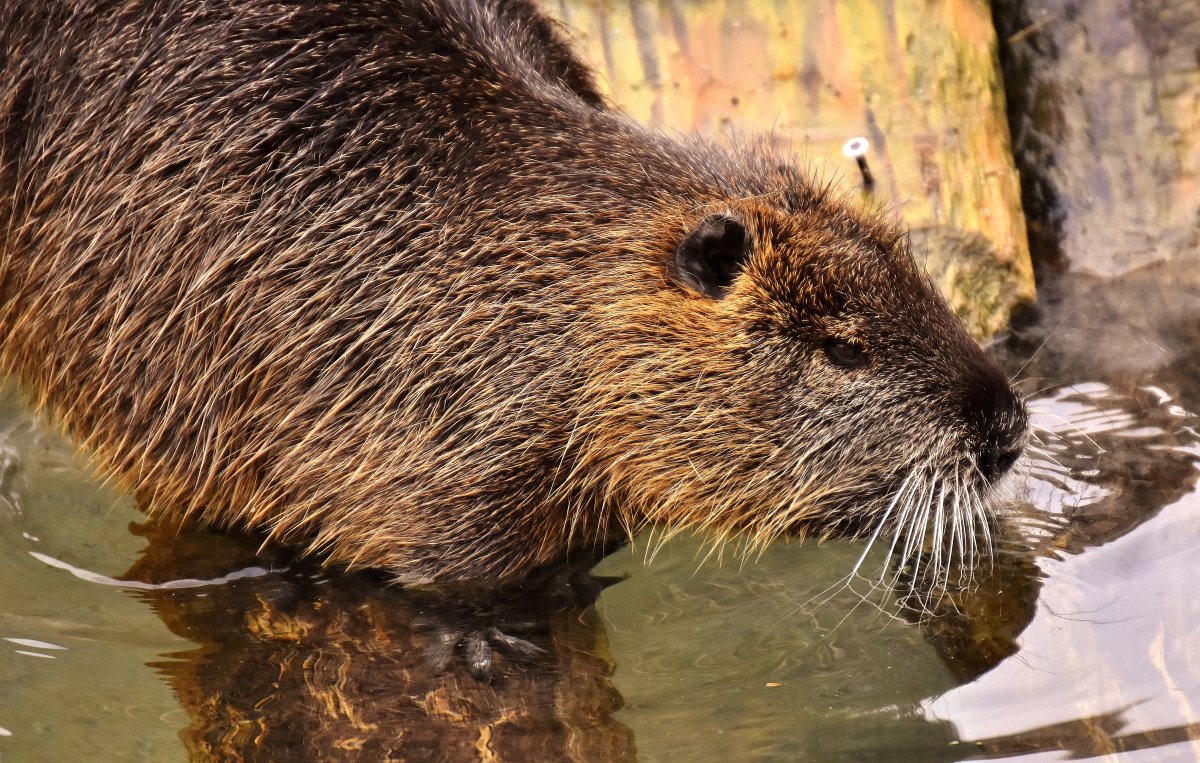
[0, 0, 1028, 584]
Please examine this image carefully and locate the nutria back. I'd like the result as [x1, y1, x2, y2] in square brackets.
[0, 0, 1027, 583]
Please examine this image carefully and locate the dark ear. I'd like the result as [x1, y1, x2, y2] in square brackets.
[672, 215, 749, 299]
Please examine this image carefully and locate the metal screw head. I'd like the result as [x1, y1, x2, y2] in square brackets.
[842, 137, 870, 159]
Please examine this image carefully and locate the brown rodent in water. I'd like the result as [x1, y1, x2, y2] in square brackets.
[0, 0, 1027, 583]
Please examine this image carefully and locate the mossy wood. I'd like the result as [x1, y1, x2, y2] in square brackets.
[551, 0, 1036, 337]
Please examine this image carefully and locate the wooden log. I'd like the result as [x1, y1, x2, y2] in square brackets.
[995, 0, 1200, 276]
[550, 0, 1036, 338]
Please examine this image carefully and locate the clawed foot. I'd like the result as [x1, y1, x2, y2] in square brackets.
[423, 623, 546, 681]
[406, 547, 623, 681]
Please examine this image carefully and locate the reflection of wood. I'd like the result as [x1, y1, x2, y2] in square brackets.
[551, 0, 1035, 337]
[123, 525, 633, 762]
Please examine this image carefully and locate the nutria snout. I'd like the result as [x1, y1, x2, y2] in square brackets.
[955, 345, 1029, 483]
[0, 0, 1027, 584]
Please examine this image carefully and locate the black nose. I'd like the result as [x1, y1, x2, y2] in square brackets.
[960, 370, 1027, 483]
[952, 339, 1029, 483]
[979, 442, 1022, 482]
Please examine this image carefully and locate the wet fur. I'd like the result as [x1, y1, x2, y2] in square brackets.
[0, 0, 1026, 582]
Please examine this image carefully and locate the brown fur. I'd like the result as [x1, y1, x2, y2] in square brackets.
[0, 0, 1026, 583]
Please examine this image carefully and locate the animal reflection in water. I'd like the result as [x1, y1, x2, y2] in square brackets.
[122, 520, 1037, 761]
[125, 523, 632, 761]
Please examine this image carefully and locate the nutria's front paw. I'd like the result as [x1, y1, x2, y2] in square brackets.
[404, 549, 620, 681]
[423, 623, 546, 681]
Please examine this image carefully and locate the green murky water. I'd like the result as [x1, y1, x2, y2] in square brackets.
[0, 388, 187, 761]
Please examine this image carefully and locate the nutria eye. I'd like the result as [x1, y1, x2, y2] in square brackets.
[824, 338, 868, 369]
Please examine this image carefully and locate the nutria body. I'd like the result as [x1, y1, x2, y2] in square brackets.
[0, 0, 1027, 583]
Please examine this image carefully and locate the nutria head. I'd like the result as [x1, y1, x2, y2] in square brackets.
[571, 176, 1028, 580]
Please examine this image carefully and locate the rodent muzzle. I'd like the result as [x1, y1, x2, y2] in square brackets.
[979, 437, 1024, 483]
[970, 387, 1028, 484]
